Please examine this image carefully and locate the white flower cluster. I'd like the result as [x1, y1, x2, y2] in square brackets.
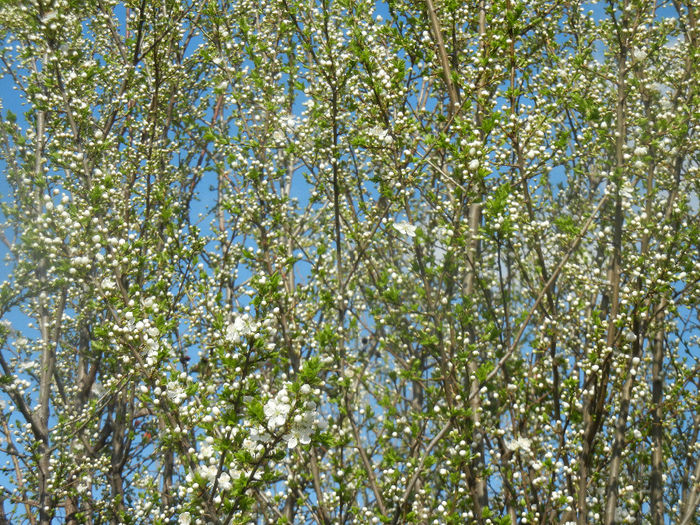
[367, 125, 393, 144]
[101, 276, 116, 290]
[115, 309, 162, 367]
[279, 114, 299, 131]
[181, 437, 243, 503]
[262, 386, 324, 448]
[264, 388, 292, 428]
[166, 381, 186, 405]
[287, 402, 320, 448]
[393, 221, 417, 238]
[272, 114, 299, 142]
[505, 436, 532, 453]
[142, 323, 161, 367]
[224, 313, 256, 343]
[197, 464, 235, 490]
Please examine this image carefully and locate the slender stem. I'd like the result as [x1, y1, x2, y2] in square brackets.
[424, 0, 459, 116]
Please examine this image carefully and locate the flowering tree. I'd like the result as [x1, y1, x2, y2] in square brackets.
[0, 0, 698, 524]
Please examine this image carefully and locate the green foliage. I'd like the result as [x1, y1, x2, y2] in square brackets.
[0, 1, 697, 524]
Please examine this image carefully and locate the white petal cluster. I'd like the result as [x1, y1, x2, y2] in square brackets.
[197, 464, 218, 483]
[279, 114, 299, 131]
[225, 313, 256, 343]
[505, 436, 532, 453]
[367, 125, 393, 144]
[261, 385, 322, 448]
[393, 221, 417, 238]
[264, 388, 291, 428]
[166, 381, 186, 405]
[286, 400, 320, 449]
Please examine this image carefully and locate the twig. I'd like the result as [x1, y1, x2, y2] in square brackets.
[472, 193, 609, 398]
[391, 421, 452, 524]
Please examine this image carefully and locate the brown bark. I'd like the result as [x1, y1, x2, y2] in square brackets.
[424, 0, 459, 117]
[602, 6, 629, 520]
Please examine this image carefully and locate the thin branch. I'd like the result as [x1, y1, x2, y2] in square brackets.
[472, 193, 609, 397]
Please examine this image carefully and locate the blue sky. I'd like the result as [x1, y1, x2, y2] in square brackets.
[0, 1, 697, 521]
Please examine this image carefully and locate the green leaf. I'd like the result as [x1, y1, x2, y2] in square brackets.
[554, 215, 579, 237]
[299, 356, 322, 385]
[246, 398, 265, 424]
[476, 362, 494, 382]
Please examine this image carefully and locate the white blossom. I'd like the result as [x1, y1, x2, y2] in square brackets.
[218, 471, 232, 491]
[393, 221, 417, 238]
[198, 464, 218, 483]
[286, 402, 319, 449]
[166, 381, 186, 404]
[505, 436, 532, 453]
[225, 314, 256, 343]
[368, 125, 393, 144]
[264, 389, 291, 428]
